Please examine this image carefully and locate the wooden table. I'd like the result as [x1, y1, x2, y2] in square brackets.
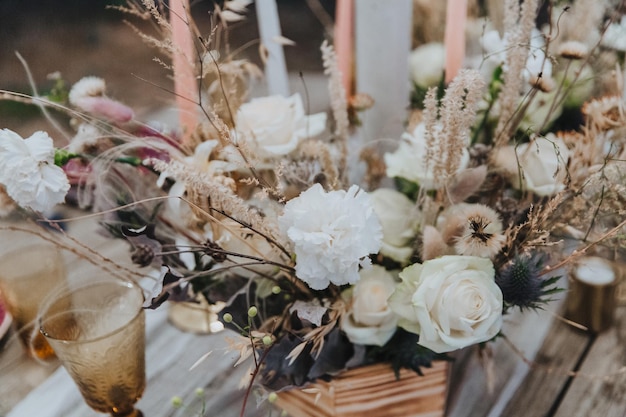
[2, 218, 625, 417]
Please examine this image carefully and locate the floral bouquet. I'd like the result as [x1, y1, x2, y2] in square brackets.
[1, 0, 625, 411]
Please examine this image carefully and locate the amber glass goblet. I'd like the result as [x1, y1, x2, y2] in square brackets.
[39, 278, 146, 417]
[0, 243, 67, 360]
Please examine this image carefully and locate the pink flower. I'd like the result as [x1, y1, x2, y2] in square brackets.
[69, 76, 134, 123]
[72, 96, 134, 123]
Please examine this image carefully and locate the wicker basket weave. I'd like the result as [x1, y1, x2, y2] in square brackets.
[275, 361, 448, 417]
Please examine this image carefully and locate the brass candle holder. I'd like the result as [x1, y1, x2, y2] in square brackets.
[565, 256, 621, 333]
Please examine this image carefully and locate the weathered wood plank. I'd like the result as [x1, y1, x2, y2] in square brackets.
[554, 306, 626, 417]
[500, 313, 589, 416]
[447, 293, 566, 417]
[0, 331, 58, 416]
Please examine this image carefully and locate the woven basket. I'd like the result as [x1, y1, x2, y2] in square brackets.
[275, 361, 448, 417]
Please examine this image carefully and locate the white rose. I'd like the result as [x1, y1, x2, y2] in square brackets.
[602, 16, 626, 52]
[234, 93, 327, 157]
[341, 265, 399, 346]
[389, 255, 502, 353]
[409, 43, 445, 88]
[385, 123, 469, 189]
[494, 134, 570, 197]
[0, 129, 70, 212]
[519, 89, 562, 132]
[478, 29, 552, 83]
[370, 188, 418, 264]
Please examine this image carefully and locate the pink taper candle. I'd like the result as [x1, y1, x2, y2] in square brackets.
[334, 0, 353, 97]
[444, 0, 468, 84]
[170, 0, 197, 144]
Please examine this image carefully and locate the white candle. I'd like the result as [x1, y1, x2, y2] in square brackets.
[355, 0, 412, 142]
[574, 256, 616, 286]
[255, 0, 290, 96]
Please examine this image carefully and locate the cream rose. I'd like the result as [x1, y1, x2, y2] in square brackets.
[234, 93, 327, 157]
[341, 265, 399, 346]
[370, 188, 418, 264]
[494, 134, 570, 197]
[385, 123, 469, 189]
[389, 255, 502, 353]
[409, 43, 445, 88]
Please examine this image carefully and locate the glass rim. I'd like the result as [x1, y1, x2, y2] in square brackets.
[39, 278, 145, 345]
[0, 242, 62, 259]
[0, 243, 65, 279]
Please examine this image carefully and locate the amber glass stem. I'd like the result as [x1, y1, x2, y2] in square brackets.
[112, 409, 143, 417]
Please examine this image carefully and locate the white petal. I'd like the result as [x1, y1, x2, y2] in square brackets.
[224, 0, 252, 13]
[273, 35, 296, 46]
[220, 10, 245, 23]
[24, 131, 55, 162]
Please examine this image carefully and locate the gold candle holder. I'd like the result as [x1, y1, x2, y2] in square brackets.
[565, 256, 620, 333]
[167, 299, 225, 334]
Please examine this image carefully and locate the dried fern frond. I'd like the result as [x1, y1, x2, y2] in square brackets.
[321, 40, 349, 180]
[437, 69, 485, 183]
[494, 0, 540, 146]
[557, 0, 605, 47]
[422, 70, 485, 191]
[423, 86, 439, 187]
[297, 140, 340, 190]
[582, 95, 626, 132]
[107, 0, 152, 20]
[202, 51, 262, 127]
[359, 146, 386, 191]
[149, 158, 282, 246]
[502, 193, 564, 260]
[116, 0, 175, 58]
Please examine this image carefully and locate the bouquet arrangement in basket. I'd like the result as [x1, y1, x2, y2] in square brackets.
[1, 0, 625, 403]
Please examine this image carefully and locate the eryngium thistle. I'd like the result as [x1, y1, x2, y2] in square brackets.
[496, 253, 560, 310]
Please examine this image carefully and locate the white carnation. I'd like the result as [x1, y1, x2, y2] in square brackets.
[279, 183, 383, 290]
[0, 129, 69, 212]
